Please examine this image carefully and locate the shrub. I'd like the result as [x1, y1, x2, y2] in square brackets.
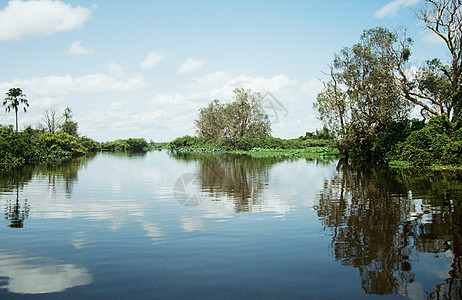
[397, 125, 452, 166]
[427, 114, 452, 134]
[441, 141, 462, 164]
[0, 126, 98, 167]
[371, 120, 417, 160]
[102, 138, 150, 152]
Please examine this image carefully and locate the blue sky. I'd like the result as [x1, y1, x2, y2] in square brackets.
[0, 0, 448, 141]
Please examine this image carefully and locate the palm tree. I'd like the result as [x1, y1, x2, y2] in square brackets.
[3, 88, 29, 131]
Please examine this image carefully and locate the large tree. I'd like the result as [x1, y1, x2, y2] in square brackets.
[195, 99, 226, 140]
[314, 66, 348, 139]
[3, 88, 29, 132]
[195, 88, 271, 140]
[315, 27, 412, 155]
[414, 0, 462, 120]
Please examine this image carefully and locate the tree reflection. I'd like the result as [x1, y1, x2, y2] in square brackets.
[1, 155, 96, 228]
[4, 186, 29, 228]
[170, 153, 283, 213]
[315, 159, 461, 298]
[394, 170, 462, 299]
[315, 159, 414, 295]
[36, 154, 95, 196]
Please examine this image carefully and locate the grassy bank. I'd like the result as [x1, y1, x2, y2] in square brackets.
[169, 146, 341, 159]
[389, 160, 462, 171]
[167, 134, 340, 160]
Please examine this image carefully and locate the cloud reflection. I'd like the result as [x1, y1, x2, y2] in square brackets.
[0, 250, 92, 294]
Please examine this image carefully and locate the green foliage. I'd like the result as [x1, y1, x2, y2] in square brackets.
[371, 120, 413, 160]
[390, 116, 458, 167]
[426, 114, 453, 134]
[44, 131, 88, 158]
[195, 88, 271, 140]
[79, 136, 100, 152]
[316, 27, 413, 158]
[0, 126, 44, 165]
[441, 141, 462, 164]
[0, 126, 99, 167]
[101, 138, 149, 152]
[168, 134, 331, 152]
[302, 126, 334, 140]
[60, 107, 79, 136]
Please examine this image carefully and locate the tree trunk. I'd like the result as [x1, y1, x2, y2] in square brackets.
[15, 109, 18, 132]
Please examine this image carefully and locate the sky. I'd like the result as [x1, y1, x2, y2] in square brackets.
[0, 0, 449, 142]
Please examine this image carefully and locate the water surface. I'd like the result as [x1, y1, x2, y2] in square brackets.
[0, 151, 460, 299]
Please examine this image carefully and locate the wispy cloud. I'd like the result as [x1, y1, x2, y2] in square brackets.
[0, 72, 148, 103]
[108, 62, 125, 78]
[420, 31, 445, 46]
[374, 0, 420, 19]
[140, 50, 166, 69]
[176, 58, 206, 75]
[68, 41, 94, 55]
[0, 0, 92, 41]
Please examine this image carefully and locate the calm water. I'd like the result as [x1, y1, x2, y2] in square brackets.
[0, 151, 460, 299]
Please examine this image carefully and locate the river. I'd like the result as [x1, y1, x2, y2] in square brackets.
[0, 151, 460, 299]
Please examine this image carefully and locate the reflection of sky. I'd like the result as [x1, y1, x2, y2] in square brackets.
[8, 152, 339, 232]
[0, 250, 92, 294]
[404, 251, 453, 300]
[0, 151, 455, 298]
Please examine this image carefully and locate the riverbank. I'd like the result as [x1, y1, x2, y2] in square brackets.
[169, 146, 341, 159]
[389, 160, 462, 171]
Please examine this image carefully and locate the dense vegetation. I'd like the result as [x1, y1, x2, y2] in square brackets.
[382, 115, 462, 167]
[313, 1, 462, 168]
[100, 138, 149, 152]
[172, 87, 335, 154]
[168, 134, 332, 152]
[0, 124, 152, 167]
[0, 125, 99, 166]
[195, 88, 271, 140]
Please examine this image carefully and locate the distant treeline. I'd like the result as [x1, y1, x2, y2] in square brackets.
[100, 138, 149, 152]
[168, 134, 332, 152]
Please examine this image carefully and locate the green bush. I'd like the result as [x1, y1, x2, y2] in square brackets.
[167, 134, 331, 151]
[0, 126, 98, 167]
[44, 131, 88, 157]
[80, 136, 100, 152]
[371, 119, 422, 160]
[427, 114, 453, 134]
[396, 122, 453, 166]
[400, 144, 432, 167]
[441, 141, 462, 164]
[101, 138, 149, 152]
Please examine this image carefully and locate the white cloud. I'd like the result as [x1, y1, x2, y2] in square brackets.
[0, 251, 92, 294]
[176, 58, 206, 75]
[140, 50, 166, 69]
[68, 41, 94, 55]
[185, 72, 296, 101]
[374, 0, 420, 19]
[150, 93, 184, 106]
[0, 72, 148, 106]
[0, 0, 92, 41]
[109, 101, 123, 111]
[300, 78, 323, 99]
[108, 61, 125, 78]
[226, 74, 297, 93]
[421, 31, 445, 46]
